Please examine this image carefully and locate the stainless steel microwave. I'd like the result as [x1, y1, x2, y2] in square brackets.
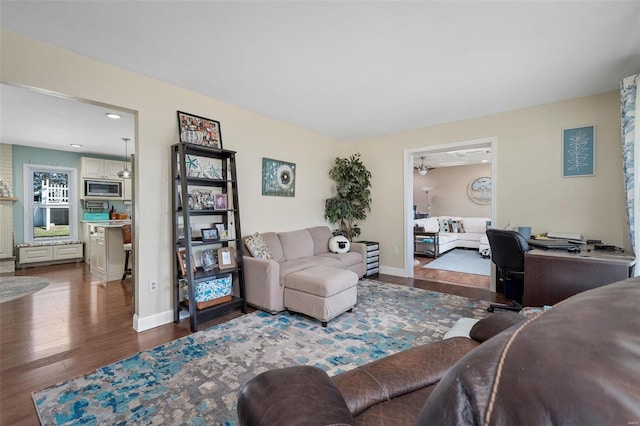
[83, 179, 122, 198]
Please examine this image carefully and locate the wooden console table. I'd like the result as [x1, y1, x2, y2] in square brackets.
[414, 230, 439, 258]
[524, 248, 635, 306]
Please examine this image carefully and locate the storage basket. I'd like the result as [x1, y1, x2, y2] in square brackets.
[183, 274, 232, 310]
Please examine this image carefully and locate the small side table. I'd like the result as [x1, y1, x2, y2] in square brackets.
[414, 231, 439, 258]
[356, 241, 379, 276]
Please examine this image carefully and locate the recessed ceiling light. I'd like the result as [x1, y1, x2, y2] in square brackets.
[70, 144, 83, 148]
[106, 113, 121, 119]
[482, 159, 489, 163]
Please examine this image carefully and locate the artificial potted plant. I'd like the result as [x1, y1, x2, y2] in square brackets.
[324, 153, 372, 241]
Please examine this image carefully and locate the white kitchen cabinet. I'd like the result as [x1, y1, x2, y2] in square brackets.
[81, 157, 124, 180]
[17, 243, 83, 265]
[124, 178, 132, 201]
[0, 198, 17, 273]
[89, 225, 126, 281]
[92, 233, 107, 275]
[54, 244, 84, 260]
[0, 199, 15, 260]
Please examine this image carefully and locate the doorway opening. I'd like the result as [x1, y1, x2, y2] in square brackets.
[2, 82, 138, 313]
[404, 137, 497, 290]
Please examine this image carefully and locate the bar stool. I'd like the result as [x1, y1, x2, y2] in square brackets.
[121, 224, 132, 281]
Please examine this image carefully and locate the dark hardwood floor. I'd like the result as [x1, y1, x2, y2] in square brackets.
[0, 263, 506, 425]
[414, 255, 492, 289]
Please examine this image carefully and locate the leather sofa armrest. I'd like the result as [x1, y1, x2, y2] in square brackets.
[332, 337, 479, 416]
[469, 311, 527, 342]
[242, 256, 285, 313]
[237, 365, 355, 426]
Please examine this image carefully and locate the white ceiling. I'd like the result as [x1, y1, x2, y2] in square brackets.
[415, 147, 492, 170]
[1, 83, 135, 156]
[1, 1, 639, 158]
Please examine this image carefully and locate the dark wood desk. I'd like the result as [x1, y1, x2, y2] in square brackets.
[524, 248, 635, 306]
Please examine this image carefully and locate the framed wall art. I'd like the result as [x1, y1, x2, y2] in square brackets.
[262, 157, 296, 197]
[177, 111, 223, 149]
[467, 177, 492, 205]
[562, 125, 595, 177]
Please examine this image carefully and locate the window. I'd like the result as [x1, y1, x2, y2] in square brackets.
[23, 164, 78, 243]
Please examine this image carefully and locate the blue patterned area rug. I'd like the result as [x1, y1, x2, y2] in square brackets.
[423, 248, 491, 276]
[33, 279, 490, 425]
[0, 276, 49, 303]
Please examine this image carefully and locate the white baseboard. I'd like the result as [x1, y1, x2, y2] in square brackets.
[378, 265, 407, 277]
[133, 309, 174, 332]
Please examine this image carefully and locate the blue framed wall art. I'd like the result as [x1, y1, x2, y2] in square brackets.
[562, 125, 595, 177]
[262, 158, 296, 197]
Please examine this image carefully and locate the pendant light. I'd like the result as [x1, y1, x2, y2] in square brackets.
[117, 138, 132, 179]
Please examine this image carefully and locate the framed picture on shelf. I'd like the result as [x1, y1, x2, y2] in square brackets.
[177, 226, 192, 241]
[214, 193, 227, 210]
[176, 248, 197, 277]
[188, 189, 215, 210]
[213, 222, 226, 239]
[177, 111, 223, 149]
[201, 227, 219, 243]
[187, 193, 199, 210]
[201, 249, 217, 272]
[217, 246, 237, 270]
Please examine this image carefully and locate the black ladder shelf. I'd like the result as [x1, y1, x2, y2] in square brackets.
[171, 142, 247, 332]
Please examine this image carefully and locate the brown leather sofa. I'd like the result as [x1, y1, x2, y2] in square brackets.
[237, 278, 640, 425]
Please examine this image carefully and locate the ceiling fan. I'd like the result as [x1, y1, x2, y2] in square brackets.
[414, 156, 434, 176]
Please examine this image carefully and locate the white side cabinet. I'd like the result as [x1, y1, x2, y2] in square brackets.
[81, 157, 124, 180]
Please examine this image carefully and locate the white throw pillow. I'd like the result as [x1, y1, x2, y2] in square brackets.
[463, 217, 490, 234]
[329, 236, 350, 254]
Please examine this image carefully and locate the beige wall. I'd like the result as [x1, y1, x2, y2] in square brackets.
[413, 163, 492, 218]
[1, 30, 342, 329]
[349, 92, 627, 274]
[2, 30, 628, 324]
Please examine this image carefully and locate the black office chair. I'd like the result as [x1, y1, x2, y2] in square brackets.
[486, 229, 531, 312]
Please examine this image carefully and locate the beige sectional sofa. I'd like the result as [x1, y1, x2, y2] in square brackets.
[414, 216, 490, 254]
[243, 226, 367, 315]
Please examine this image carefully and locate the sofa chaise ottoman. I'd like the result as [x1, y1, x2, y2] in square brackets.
[243, 226, 366, 319]
[284, 266, 359, 326]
